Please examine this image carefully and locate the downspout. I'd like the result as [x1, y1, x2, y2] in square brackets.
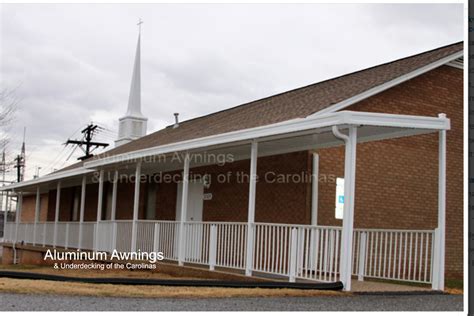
[332, 125, 350, 143]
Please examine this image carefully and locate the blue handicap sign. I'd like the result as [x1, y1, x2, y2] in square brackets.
[338, 195, 344, 204]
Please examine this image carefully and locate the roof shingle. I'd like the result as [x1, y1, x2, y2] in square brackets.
[60, 41, 463, 171]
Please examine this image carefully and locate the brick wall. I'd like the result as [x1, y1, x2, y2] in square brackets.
[316, 65, 463, 279]
[152, 151, 311, 224]
[20, 193, 49, 222]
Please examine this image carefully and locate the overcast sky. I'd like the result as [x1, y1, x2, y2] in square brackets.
[0, 3, 463, 180]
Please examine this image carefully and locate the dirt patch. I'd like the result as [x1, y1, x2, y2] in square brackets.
[445, 288, 463, 295]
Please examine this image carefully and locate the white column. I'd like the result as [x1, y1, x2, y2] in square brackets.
[433, 115, 447, 291]
[53, 181, 61, 248]
[78, 176, 86, 250]
[178, 153, 190, 266]
[94, 170, 104, 251]
[111, 170, 118, 251]
[309, 153, 319, 269]
[131, 161, 142, 252]
[245, 141, 258, 276]
[14, 191, 23, 243]
[311, 153, 319, 226]
[33, 186, 40, 246]
[111, 170, 118, 221]
[333, 125, 357, 292]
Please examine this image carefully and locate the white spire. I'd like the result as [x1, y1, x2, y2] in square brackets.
[116, 20, 148, 147]
[125, 33, 144, 118]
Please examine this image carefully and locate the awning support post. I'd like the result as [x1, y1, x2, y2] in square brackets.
[33, 186, 40, 246]
[245, 141, 258, 276]
[14, 191, 23, 244]
[178, 153, 190, 266]
[433, 113, 447, 291]
[111, 170, 118, 250]
[94, 170, 104, 251]
[53, 181, 61, 248]
[78, 176, 86, 250]
[131, 161, 142, 253]
[309, 152, 319, 269]
[333, 125, 357, 292]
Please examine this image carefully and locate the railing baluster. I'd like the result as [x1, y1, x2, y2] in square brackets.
[383, 232, 388, 278]
[424, 232, 429, 282]
[408, 232, 413, 280]
[403, 232, 408, 279]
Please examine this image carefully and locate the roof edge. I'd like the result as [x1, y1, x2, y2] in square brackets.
[308, 50, 463, 117]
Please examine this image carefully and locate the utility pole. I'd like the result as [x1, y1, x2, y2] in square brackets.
[66, 123, 109, 161]
[13, 128, 26, 183]
[14, 154, 24, 183]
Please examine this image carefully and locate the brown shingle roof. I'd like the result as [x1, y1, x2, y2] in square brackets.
[60, 41, 462, 172]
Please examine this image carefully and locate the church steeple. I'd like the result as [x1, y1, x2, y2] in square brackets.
[115, 19, 148, 147]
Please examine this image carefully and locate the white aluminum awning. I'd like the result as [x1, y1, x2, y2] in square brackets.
[1, 110, 450, 192]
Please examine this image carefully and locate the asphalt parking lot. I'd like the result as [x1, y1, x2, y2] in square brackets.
[0, 292, 464, 311]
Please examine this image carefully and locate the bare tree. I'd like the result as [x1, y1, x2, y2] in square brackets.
[0, 87, 19, 153]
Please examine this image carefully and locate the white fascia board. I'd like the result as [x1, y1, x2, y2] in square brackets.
[340, 111, 451, 130]
[84, 111, 449, 169]
[0, 167, 93, 191]
[308, 51, 463, 117]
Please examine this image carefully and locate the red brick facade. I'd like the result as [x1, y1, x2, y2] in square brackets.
[18, 65, 463, 279]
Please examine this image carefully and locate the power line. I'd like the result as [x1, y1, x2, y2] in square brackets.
[44, 125, 85, 171]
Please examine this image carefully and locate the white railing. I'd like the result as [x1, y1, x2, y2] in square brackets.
[44, 222, 55, 246]
[4, 222, 15, 242]
[135, 220, 156, 253]
[353, 228, 435, 284]
[5, 220, 436, 285]
[114, 221, 132, 253]
[253, 223, 292, 277]
[96, 221, 115, 252]
[297, 226, 341, 282]
[80, 222, 96, 250]
[214, 222, 247, 270]
[183, 221, 210, 265]
[253, 223, 341, 282]
[153, 221, 180, 260]
[67, 223, 80, 249]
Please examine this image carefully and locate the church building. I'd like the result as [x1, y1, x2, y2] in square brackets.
[1, 32, 463, 292]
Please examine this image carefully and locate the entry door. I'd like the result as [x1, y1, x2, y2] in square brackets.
[175, 180, 204, 261]
[176, 180, 204, 222]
